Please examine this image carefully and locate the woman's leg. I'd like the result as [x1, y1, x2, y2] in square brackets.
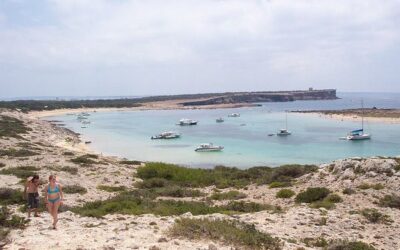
[47, 202, 55, 227]
[52, 201, 61, 229]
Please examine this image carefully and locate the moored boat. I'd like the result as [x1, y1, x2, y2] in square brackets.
[216, 117, 224, 123]
[228, 113, 240, 117]
[151, 131, 181, 139]
[195, 143, 224, 152]
[178, 118, 198, 126]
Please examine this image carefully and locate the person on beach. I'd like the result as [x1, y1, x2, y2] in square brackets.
[24, 175, 40, 218]
[44, 175, 64, 229]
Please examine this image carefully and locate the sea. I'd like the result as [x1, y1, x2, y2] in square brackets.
[45, 92, 400, 168]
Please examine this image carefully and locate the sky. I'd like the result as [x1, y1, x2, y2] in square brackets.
[0, 0, 399, 98]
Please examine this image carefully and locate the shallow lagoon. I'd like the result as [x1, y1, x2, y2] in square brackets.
[48, 94, 400, 168]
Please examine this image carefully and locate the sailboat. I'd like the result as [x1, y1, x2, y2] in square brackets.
[346, 100, 371, 140]
[277, 111, 291, 136]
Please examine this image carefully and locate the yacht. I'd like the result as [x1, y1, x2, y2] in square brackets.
[151, 131, 181, 139]
[216, 117, 224, 123]
[346, 100, 371, 141]
[277, 112, 291, 136]
[277, 129, 291, 136]
[195, 143, 224, 152]
[228, 113, 240, 117]
[178, 118, 198, 126]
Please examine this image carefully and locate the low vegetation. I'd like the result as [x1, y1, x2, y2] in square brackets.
[63, 185, 87, 194]
[0, 188, 25, 205]
[136, 162, 317, 189]
[0, 115, 31, 139]
[46, 166, 78, 175]
[70, 154, 98, 165]
[326, 239, 376, 250]
[357, 183, 384, 190]
[97, 185, 127, 192]
[302, 237, 328, 248]
[0, 206, 29, 242]
[296, 188, 342, 209]
[295, 187, 331, 203]
[379, 194, 400, 209]
[119, 160, 142, 165]
[0, 162, 5, 168]
[361, 208, 391, 224]
[276, 189, 295, 199]
[0, 166, 39, 179]
[71, 191, 274, 218]
[169, 218, 282, 250]
[343, 188, 356, 195]
[209, 190, 247, 200]
[0, 148, 38, 157]
[269, 181, 291, 188]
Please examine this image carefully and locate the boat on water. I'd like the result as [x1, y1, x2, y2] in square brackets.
[346, 100, 371, 141]
[81, 120, 91, 124]
[195, 143, 224, 152]
[84, 141, 92, 144]
[178, 118, 198, 126]
[277, 112, 291, 136]
[216, 117, 224, 123]
[151, 131, 181, 139]
[228, 113, 240, 117]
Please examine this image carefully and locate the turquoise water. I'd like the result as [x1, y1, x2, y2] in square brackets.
[47, 93, 400, 168]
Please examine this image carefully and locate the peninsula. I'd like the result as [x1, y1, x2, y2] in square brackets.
[0, 89, 337, 112]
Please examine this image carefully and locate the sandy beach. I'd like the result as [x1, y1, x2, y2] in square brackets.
[1, 110, 400, 250]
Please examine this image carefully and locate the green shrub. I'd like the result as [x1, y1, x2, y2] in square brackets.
[0, 228, 10, 243]
[325, 193, 343, 203]
[276, 189, 295, 199]
[210, 190, 247, 200]
[61, 166, 78, 175]
[357, 183, 384, 190]
[0, 162, 5, 168]
[343, 188, 356, 195]
[119, 160, 142, 165]
[0, 206, 29, 229]
[97, 185, 127, 192]
[153, 186, 204, 198]
[0, 166, 39, 179]
[169, 218, 282, 250]
[0, 148, 38, 157]
[361, 208, 391, 224]
[70, 154, 98, 165]
[0, 115, 31, 139]
[295, 187, 330, 203]
[221, 201, 275, 213]
[71, 193, 273, 218]
[136, 178, 169, 188]
[136, 162, 316, 189]
[0, 188, 25, 205]
[62, 152, 75, 156]
[63, 185, 87, 194]
[303, 237, 328, 247]
[269, 181, 291, 188]
[379, 194, 400, 209]
[326, 239, 376, 250]
[309, 200, 335, 210]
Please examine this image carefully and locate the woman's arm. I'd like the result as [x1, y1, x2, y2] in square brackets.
[59, 184, 64, 204]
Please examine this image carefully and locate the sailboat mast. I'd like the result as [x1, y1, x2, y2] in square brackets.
[361, 99, 364, 130]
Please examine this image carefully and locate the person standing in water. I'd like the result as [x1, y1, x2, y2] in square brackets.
[44, 175, 64, 229]
[24, 175, 40, 218]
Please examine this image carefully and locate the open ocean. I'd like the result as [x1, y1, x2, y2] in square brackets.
[46, 92, 400, 168]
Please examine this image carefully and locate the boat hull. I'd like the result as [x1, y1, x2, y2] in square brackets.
[347, 134, 371, 140]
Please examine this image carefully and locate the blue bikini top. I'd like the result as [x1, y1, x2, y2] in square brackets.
[48, 184, 60, 194]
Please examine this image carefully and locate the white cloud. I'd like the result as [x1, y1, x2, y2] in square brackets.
[0, 0, 399, 95]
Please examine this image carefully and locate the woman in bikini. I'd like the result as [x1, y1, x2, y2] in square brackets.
[45, 175, 64, 229]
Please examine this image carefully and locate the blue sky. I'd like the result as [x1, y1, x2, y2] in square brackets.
[0, 0, 399, 98]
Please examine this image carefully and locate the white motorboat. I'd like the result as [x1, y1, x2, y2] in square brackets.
[346, 100, 371, 141]
[178, 118, 198, 126]
[195, 143, 224, 152]
[216, 117, 224, 123]
[228, 113, 240, 117]
[151, 131, 181, 139]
